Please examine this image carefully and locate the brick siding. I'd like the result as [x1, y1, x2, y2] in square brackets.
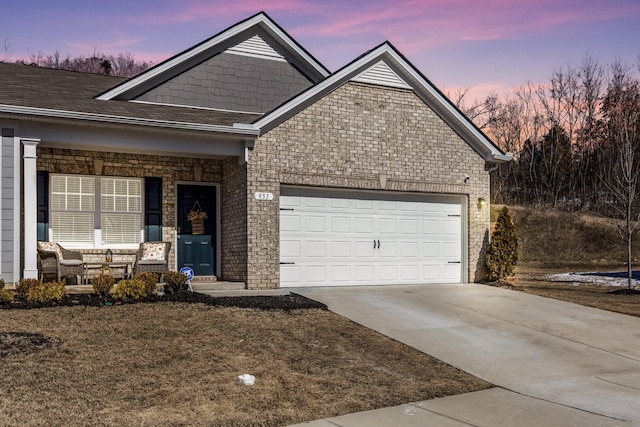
[246, 81, 490, 288]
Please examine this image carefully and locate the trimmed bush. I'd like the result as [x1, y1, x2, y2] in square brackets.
[133, 272, 159, 297]
[0, 289, 14, 304]
[91, 274, 116, 298]
[0, 278, 5, 289]
[26, 281, 65, 306]
[16, 278, 41, 298]
[163, 271, 188, 293]
[112, 279, 147, 302]
[486, 206, 519, 281]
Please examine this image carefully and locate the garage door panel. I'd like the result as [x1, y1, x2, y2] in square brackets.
[442, 241, 461, 258]
[423, 219, 439, 234]
[442, 263, 461, 280]
[401, 241, 419, 257]
[331, 216, 351, 233]
[355, 265, 374, 281]
[401, 219, 419, 234]
[281, 214, 301, 232]
[401, 264, 419, 280]
[423, 242, 439, 257]
[306, 265, 326, 282]
[379, 217, 397, 233]
[332, 265, 351, 281]
[379, 241, 397, 257]
[423, 264, 440, 280]
[379, 264, 397, 281]
[281, 264, 301, 283]
[355, 217, 374, 233]
[280, 189, 463, 287]
[281, 240, 301, 258]
[306, 241, 326, 257]
[355, 240, 375, 257]
[442, 218, 461, 235]
[355, 199, 374, 210]
[331, 241, 351, 257]
[306, 215, 326, 232]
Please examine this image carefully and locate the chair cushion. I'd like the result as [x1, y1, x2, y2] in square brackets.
[38, 242, 63, 259]
[60, 259, 83, 266]
[140, 243, 167, 261]
[138, 259, 165, 265]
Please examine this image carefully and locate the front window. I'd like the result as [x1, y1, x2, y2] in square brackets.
[50, 174, 143, 248]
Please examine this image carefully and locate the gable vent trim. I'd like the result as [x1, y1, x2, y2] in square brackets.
[227, 35, 286, 62]
[352, 61, 410, 89]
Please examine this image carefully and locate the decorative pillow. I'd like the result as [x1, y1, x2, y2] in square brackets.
[38, 242, 63, 260]
[140, 243, 167, 261]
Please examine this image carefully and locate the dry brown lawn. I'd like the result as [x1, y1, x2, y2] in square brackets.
[504, 267, 640, 317]
[0, 302, 491, 426]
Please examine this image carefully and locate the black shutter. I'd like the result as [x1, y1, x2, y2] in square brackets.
[37, 171, 49, 241]
[144, 177, 162, 241]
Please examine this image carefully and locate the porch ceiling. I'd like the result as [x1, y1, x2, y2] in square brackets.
[20, 118, 254, 159]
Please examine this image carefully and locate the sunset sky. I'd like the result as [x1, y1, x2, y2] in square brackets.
[2, 0, 639, 101]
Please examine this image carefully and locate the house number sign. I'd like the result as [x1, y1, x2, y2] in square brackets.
[254, 192, 274, 201]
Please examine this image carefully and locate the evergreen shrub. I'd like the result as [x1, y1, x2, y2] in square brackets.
[163, 271, 188, 293]
[486, 206, 519, 281]
[133, 272, 159, 297]
[91, 275, 116, 298]
[26, 281, 65, 306]
[16, 278, 41, 298]
[112, 279, 147, 302]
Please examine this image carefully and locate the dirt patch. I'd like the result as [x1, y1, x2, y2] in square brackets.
[0, 332, 61, 358]
[0, 295, 491, 426]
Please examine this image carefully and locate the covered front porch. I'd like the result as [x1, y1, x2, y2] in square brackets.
[12, 120, 255, 286]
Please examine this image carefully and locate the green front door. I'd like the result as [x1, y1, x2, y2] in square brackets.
[177, 185, 215, 276]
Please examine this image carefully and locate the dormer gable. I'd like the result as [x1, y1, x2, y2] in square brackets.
[96, 12, 329, 114]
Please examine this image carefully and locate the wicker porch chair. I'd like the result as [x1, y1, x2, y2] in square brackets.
[133, 242, 171, 278]
[37, 242, 84, 283]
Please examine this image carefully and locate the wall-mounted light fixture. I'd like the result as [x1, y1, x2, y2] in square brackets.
[477, 197, 488, 210]
[464, 175, 470, 184]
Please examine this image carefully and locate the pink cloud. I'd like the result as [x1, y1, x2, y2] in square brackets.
[131, 0, 323, 26]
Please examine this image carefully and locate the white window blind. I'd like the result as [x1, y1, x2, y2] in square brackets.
[51, 212, 94, 245]
[49, 174, 143, 248]
[101, 178, 142, 245]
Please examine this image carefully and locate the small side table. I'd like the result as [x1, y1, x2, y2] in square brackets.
[83, 262, 131, 284]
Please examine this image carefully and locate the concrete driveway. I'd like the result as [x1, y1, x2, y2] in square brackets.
[291, 284, 640, 426]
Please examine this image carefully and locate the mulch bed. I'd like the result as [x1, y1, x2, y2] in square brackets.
[0, 291, 328, 311]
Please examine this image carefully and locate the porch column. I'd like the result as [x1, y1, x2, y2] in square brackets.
[22, 138, 40, 279]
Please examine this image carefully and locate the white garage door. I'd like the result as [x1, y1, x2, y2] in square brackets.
[280, 188, 464, 287]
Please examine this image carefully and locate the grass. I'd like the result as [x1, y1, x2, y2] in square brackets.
[0, 302, 491, 426]
[489, 204, 640, 317]
[506, 268, 640, 317]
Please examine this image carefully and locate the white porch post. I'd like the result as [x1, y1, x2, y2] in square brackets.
[22, 138, 40, 279]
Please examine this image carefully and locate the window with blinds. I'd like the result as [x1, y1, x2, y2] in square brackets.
[49, 174, 143, 248]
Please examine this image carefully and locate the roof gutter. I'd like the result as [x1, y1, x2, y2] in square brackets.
[0, 104, 260, 137]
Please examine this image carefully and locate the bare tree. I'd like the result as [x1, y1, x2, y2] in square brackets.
[19, 50, 152, 77]
[600, 61, 640, 289]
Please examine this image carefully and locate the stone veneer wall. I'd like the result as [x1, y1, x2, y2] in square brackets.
[36, 148, 224, 273]
[246, 81, 491, 289]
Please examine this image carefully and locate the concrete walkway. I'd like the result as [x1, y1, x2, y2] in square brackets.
[288, 284, 640, 426]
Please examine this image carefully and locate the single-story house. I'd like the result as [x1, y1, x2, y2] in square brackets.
[0, 12, 510, 289]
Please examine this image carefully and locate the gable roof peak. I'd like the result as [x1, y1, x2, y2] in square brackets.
[96, 11, 329, 101]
